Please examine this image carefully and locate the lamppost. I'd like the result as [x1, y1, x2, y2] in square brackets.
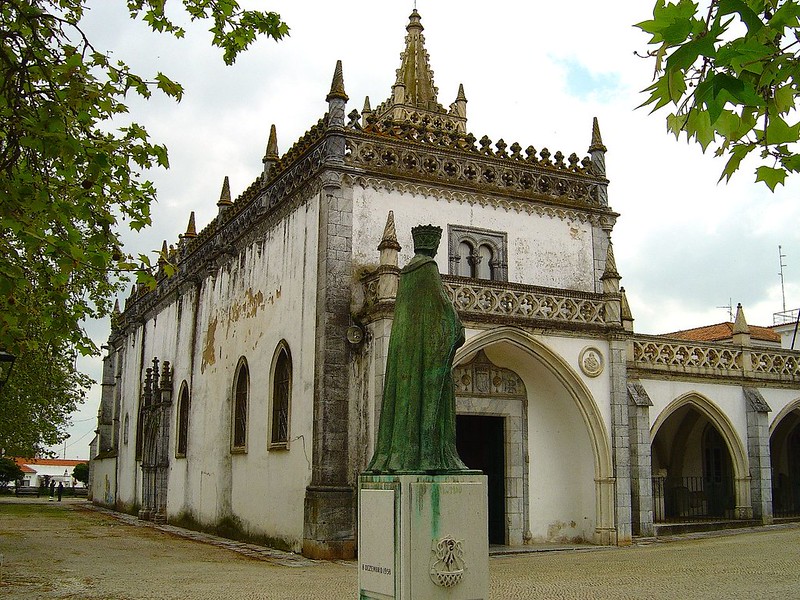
[0, 350, 16, 390]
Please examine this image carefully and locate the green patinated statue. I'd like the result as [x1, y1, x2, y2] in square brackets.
[366, 224, 469, 473]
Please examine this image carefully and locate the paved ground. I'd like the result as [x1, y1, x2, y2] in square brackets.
[2, 497, 800, 599]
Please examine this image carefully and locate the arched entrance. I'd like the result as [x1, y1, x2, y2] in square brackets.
[770, 401, 800, 517]
[453, 350, 526, 545]
[454, 328, 614, 546]
[651, 395, 748, 522]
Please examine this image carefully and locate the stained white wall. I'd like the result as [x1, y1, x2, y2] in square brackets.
[110, 196, 321, 550]
[351, 186, 600, 292]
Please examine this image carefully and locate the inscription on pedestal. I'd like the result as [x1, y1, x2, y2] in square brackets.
[359, 488, 396, 598]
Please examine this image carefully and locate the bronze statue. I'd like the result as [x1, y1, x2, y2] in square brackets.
[366, 225, 468, 473]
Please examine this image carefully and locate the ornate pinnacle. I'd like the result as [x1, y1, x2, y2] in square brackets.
[455, 83, 467, 103]
[263, 124, 279, 163]
[113, 298, 120, 315]
[407, 8, 423, 32]
[182, 211, 197, 239]
[326, 59, 349, 102]
[378, 210, 402, 252]
[620, 287, 634, 330]
[158, 240, 168, 266]
[589, 117, 607, 153]
[363, 96, 372, 113]
[733, 303, 750, 334]
[600, 240, 620, 280]
[217, 175, 233, 207]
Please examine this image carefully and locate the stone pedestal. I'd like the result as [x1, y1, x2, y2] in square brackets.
[359, 473, 488, 600]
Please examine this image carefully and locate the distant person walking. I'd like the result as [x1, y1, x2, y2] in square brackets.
[57, 482, 63, 502]
[49, 480, 55, 501]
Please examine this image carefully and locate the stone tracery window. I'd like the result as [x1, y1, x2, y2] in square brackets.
[232, 359, 249, 451]
[176, 381, 190, 458]
[270, 343, 292, 448]
[448, 225, 508, 281]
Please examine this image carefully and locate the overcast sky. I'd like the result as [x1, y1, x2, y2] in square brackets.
[52, 1, 800, 458]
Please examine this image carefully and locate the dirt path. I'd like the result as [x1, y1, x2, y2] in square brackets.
[3, 497, 800, 599]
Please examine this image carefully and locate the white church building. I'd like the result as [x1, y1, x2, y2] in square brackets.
[90, 10, 800, 559]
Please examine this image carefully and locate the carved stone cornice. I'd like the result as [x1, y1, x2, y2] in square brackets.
[344, 173, 613, 227]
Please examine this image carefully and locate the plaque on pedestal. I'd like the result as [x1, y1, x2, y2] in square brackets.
[359, 473, 488, 600]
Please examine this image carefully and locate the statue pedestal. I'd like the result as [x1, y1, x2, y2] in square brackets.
[358, 473, 488, 600]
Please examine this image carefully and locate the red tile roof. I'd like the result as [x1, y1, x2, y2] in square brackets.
[663, 322, 781, 343]
[12, 457, 87, 468]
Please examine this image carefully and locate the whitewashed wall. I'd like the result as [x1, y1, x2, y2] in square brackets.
[111, 195, 321, 550]
[351, 186, 601, 292]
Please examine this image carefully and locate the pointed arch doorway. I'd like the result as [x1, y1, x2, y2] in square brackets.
[454, 350, 527, 546]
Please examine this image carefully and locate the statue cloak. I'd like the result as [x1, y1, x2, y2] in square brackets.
[366, 254, 468, 473]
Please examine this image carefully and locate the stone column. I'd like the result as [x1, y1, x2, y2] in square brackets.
[627, 381, 654, 536]
[744, 387, 773, 524]
[607, 335, 632, 544]
[303, 62, 355, 559]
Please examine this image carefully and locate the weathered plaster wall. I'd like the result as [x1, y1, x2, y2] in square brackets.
[111, 197, 320, 550]
[351, 186, 599, 292]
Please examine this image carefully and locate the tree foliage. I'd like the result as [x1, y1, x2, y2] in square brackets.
[0, 0, 288, 358]
[637, 0, 800, 190]
[0, 0, 287, 453]
[0, 456, 25, 488]
[0, 342, 91, 457]
[72, 461, 89, 485]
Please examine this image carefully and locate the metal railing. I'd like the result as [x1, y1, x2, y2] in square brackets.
[652, 476, 735, 522]
[773, 476, 800, 518]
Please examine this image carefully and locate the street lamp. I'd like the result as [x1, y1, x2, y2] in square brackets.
[0, 350, 16, 389]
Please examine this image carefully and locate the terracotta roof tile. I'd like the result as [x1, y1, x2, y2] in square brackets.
[12, 458, 87, 468]
[663, 322, 781, 343]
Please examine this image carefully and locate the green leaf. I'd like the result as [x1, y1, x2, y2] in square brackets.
[765, 115, 800, 145]
[755, 165, 788, 190]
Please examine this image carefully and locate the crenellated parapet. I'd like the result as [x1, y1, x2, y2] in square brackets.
[344, 111, 609, 209]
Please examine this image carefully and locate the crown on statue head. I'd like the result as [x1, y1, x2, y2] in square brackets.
[411, 224, 442, 253]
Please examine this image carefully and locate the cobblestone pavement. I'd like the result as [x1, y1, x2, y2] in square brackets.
[2, 497, 800, 599]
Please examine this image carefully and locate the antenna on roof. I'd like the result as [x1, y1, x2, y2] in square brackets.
[717, 298, 733, 321]
[779, 245, 787, 313]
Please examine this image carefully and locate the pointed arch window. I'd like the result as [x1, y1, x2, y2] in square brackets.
[448, 225, 508, 281]
[232, 359, 249, 451]
[270, 343, 292, 448]
[176, 381, 190, 458]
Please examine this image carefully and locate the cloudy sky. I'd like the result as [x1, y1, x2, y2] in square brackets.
[52, 1, 800, 457]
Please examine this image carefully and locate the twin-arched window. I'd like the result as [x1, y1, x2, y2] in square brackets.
[449, 225, 508, 281]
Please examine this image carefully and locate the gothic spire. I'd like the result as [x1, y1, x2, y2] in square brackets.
[378, 210, 401, 253]
[217, 175, 233, 208]
[182, 211, 197, 239]
[262, 124, 279, 177]
[326, 59, 349, 102]
[733, 303, 750, 334]
[733, 303, 751, 346]
[601, 240, 620, 281]
[394, 9, 439, 111]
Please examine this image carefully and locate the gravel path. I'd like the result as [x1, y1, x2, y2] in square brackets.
[2, 497, 800, 599]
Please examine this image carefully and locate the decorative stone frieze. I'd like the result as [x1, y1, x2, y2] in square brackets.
[344, 127, 608, 210]
[360, 271, 612, 331]
[631, 336, 800, 384]
[345, 174, 613, 227]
